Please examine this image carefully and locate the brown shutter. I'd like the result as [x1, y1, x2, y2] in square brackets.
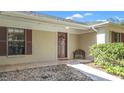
[121, 33, 124, 43]
[25, 29, 32, 55]
[0, 27, 7, 56]
[112, 31, 115, 43]
[65, 33, 67, 57]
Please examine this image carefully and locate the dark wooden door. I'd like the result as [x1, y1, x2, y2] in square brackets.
[58, 32, 67, 58]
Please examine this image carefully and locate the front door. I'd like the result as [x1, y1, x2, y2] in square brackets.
[58, 32, 67, 59]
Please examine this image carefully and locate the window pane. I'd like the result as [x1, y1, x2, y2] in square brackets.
[114, 32, 121, 42]
[8, 28, 25, 55]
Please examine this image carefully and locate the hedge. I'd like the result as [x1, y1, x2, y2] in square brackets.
[89, 43, 124, 78]
[89, 43, 124, 63]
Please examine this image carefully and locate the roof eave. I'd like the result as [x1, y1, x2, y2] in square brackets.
[0, 11, 89, 30]
[89, 21, 110, 28]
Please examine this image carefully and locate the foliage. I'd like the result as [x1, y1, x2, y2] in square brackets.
[94, 62, 124, 78]
[89, 43, 124, 63]
[89, 43, 124, 78]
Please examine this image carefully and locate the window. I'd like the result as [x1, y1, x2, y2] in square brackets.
[114, 33, 121, 42]
[0, 27, 32, 56]
[112, 32, 121, 43]
[8, 28, 25, 55]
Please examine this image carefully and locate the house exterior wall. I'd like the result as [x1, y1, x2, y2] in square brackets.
[0, 30, 57, 65]
[32, 30, 57, 61]
[2, 25, 123, 66]
[78, 26, 124, 60]
[69, 34, 79, 59]
[96, 28, 110, 44]
[96, 26, 124, 44]
[79, 32, 97, 59]
[0, 30, 80, 65]
[106, 26, 124, 42]
[2, 12, 124, 66]
[97, 29, 106, 44]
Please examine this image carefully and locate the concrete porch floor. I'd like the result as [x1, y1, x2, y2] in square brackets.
[0, 59, 123, 81]
[0, 59, 92, 73]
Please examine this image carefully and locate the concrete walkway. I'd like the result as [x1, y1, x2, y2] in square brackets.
[66, 63, 123, 81]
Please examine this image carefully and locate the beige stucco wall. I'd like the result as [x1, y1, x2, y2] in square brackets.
[32, 30, 57, 61]
[107, 26, 124, 42]
[0, 30, 57, 65]
[0, 30, 98, 65]
[0, 30, 80, 65]
[69, 34, 79, 59]
[79, 32, 97, 59]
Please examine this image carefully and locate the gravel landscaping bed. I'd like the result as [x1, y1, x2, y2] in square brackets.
[0, 64, 93, 81]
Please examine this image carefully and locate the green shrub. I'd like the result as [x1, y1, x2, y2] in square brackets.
[89, 43, 124, 63]
[89, 43, 124, 78]
[116, 60, 124, 67]
[103, 63, 124, 78]
[94, 61, 124, 78]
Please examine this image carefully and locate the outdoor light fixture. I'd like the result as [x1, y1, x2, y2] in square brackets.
[65, 26, 70, 30]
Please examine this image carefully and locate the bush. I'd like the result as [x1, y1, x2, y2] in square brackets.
[101, 62, 124, 78]
[89, 43, 124, 63]
[89, 43, 124, 78]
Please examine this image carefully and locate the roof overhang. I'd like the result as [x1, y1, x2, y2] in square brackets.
[89, 21, 110, 28]
[0, 11, 93, 34]
[0, 11, 112, 34]
[105, 23, 124, 33]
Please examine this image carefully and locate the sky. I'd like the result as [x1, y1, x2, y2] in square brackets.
[33, 11, 124, 23]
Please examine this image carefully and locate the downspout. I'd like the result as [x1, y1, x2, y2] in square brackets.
[90, 26, 106, 44]
[90, 21, 110, 44]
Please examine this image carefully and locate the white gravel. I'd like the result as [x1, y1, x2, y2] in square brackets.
[0, 64, 93, 81]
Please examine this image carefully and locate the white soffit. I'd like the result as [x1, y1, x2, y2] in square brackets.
[0, 11, 110, 34]
[89, 21, 110, 28]
[0, 11, 89, 30]
[0, 15, 90, 34]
